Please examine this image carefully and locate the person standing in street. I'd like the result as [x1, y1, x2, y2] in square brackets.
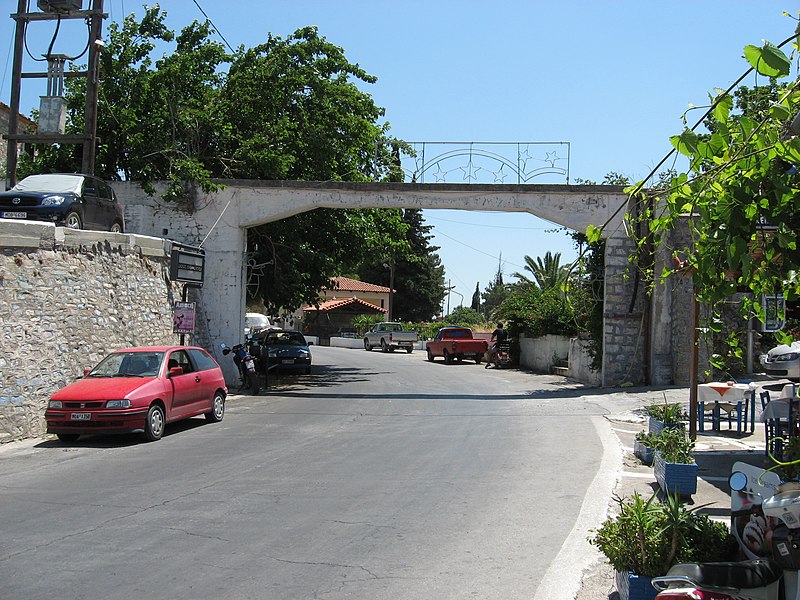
[486, 322, 507, 368]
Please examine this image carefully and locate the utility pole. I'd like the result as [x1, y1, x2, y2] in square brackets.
[4, 0, 106, 186]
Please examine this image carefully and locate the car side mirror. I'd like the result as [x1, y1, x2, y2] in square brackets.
[83, 368, 91, 376]
[169, 366, 184, 377]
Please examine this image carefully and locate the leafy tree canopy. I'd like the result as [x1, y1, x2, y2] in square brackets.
[353, 209, 446, 322]
[18, 6, 425, 313]
[512, 251, 568, 291]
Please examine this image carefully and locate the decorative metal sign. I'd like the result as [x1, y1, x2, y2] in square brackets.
[401, 141, 570, 184]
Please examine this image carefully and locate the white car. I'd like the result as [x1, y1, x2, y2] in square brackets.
[244, 312, 276, 335]
[761, 341, 800, 380]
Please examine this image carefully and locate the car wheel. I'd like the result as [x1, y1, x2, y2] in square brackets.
[443, 349, 453, 364]
[426, 348, 434, 362]
[364, 339, 372, 351]
[381, 339, 389, 353]
[143, 404, 165, 441]
[64, 211, 83, 230]
[406, 347, 413, 354]
[56, 433, 80, 443]
[205, 392, 225, 423]
[109, 221, 123, 233]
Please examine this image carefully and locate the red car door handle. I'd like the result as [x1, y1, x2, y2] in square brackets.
[195, 376, 201, 383]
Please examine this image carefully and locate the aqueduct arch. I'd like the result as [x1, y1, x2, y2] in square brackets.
[117, 180, 687, 387]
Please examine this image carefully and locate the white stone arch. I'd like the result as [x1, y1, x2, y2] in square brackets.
[118, 180, 636, 384]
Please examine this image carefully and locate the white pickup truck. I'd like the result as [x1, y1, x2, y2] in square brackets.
[363, 322, 418, 353]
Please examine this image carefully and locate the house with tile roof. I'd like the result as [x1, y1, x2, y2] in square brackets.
[321, 276, 391, 311]
[302, 277, 390, 343]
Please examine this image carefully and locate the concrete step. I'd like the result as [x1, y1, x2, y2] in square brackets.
[552, 365, 569, 377]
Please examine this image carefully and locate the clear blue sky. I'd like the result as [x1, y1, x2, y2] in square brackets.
[2, 1, 796, 313]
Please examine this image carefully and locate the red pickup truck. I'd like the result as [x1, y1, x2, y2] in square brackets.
[425, 327, 489, 364]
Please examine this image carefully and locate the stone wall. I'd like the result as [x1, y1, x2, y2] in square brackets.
[602, 232, 647, 386]
[0, 220, 184, 443]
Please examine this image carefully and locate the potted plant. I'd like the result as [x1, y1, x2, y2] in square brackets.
[644, 402, 685, 435]
[633, 431, 655, 465]
[649, 427, 698, 496]
[590, 492, 732, 600]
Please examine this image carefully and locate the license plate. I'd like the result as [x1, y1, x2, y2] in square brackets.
[1, 211, 26, 219]
[70, 412, 91, 421]
[282, 359, 295, 364]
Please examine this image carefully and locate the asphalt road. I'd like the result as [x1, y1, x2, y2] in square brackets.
[0, 345, 620, 600]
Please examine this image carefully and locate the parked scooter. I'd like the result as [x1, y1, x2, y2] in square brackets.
[220, 341, 260, 394]
[485, 343, 512, 369]
[652, 460, 797, 599]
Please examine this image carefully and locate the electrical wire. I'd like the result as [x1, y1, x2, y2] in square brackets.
[191, 0, 235, 53]
[425, 214, 554, 230]
[596, 31, 800, 237]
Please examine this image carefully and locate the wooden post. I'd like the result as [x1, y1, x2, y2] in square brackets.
[82, 0, 104, 175]
[689, 292, 699, 441]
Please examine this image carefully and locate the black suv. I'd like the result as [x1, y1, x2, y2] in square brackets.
[0, 173, 125, 232]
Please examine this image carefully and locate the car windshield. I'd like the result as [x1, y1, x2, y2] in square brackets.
[88, 351, 165, 377]
[266, 332, 307, 346]
[12, 174, 83, 194]
[246, 314, 271, 327]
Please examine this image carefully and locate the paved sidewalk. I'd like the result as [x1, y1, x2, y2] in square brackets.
[574, 382, 778, 600]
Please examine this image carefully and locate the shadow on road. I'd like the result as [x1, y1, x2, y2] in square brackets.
[34, 417, 210, 449]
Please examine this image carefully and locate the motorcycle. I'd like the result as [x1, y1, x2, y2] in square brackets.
[652, 460, 797, 599]
[485, 342, 512, 369]
[220, 340, 260, 394]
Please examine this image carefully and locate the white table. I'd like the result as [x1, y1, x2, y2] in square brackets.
[761, 397, 798, 422]
[697, 382, 756, 432]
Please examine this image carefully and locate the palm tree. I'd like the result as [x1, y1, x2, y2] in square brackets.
[512, 251, 568, 291]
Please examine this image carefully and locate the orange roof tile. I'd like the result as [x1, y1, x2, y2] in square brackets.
[328, 276, 390, 294]
[304, 297, 387, 313]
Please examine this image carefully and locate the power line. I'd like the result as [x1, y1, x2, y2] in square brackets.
[432, 228, 528, 272]
[191, 0, 235, 53]
[425, 214, 559, 231]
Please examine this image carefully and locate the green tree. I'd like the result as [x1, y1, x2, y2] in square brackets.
[218, 26, 400, 182]
[512, 251, 568, 291]
[19, 6, 230, 204]
[355, 210, 446, 322]
[471, 282, 481, 312]
[444, 306, 484, 326]
[19, 9, 416, 313]
[482, 258, 509, 318]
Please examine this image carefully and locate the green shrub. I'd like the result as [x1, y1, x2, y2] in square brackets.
[636, 428, 695, 464]
[644, 402, 684, 424]
[590, 492, 732, 578]
[496, 287, 580, 339]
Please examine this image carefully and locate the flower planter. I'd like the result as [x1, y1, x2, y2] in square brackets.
[648, 417, 685, 436]
[654, 451, 698, 497]
[615, 570, 657, 600]
[634, 439, 654, 465]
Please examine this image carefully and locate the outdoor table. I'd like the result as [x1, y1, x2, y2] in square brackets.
[760, 397, 799, 423]
[697, 382, 756, 433]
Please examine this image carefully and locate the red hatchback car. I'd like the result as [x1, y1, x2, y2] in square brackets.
[45, 346, 227, 443]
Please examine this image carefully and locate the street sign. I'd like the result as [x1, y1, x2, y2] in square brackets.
[758, 294, 785, 332]
[170, 243, 205, 286]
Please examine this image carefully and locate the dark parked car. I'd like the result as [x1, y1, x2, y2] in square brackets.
[0, 173, 125, 232]
[252, 329, 312, 375]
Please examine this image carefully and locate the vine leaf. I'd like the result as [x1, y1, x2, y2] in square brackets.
[743, 42, 790, 77]
[670, 129, 700, 157]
